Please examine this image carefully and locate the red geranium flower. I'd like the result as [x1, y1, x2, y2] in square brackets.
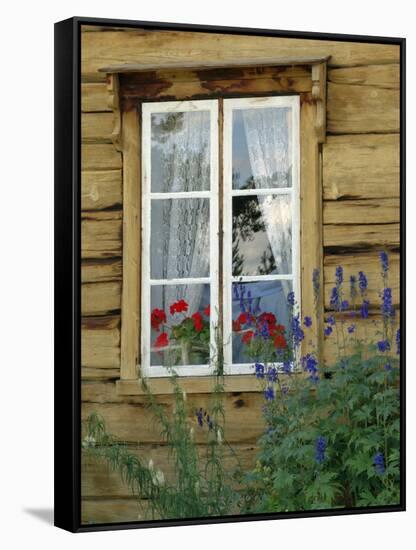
[192, 312, 204, 332]
[203, 304, 210, 317]
[232, 320, 242, 332]
[275, 324, 286, 334]
[151, 308, 166, 331]
[242, 330, 254, 345]
[236, 312, 249, 325]
[154, 332, 169, 349]
[259, 312, 277, 326]
[273, 334, 287, 349]
[170, 299, 188, 315]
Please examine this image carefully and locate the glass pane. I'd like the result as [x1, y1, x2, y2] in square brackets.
[232, 194, 292, 276]
[232, 107, 292, 190]
[151, 111, 211, 193]
[151, 198, 210, 279]
[231, 280, 292, 364]
[150, 284, 211, 367]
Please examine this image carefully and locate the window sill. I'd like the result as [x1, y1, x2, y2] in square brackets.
[116, 374, 264, 396]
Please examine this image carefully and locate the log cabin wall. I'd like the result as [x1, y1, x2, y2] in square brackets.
[80, 25, 400, 523]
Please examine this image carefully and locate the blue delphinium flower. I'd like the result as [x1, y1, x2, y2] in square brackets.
[325, 315, 336, 326]
[324, 325, 333, 337]
[267, 367, 278, 383]
[260, 321, 270, 339]
[291, 315, 304, 346]
[373, 452, 385, 475]
[301, 354, 319, 382]
[358, 271, 368, 295]
[347, 324, 356, 334]
[255, 362, 265, 379]
[287, 291, 295, 307]
[380, 251, 389, 274]
[233, 284, 239, 301]
[264, 386, 275, 401]
[360, 299, 370, 319]
[315, 436, 327, 464]
[281, 385, 289, 395]
[330, 286, 341, 310]
[304, 316, 312, 328]
[384, 363, 392, 372]
[377, 339, 391, 353]
[196, 408, 203, 427]
[396, 328, 400, 355]
[312, 268, 320, 304]
[335, 266, 343, 285]
[341, 300, 349, 311]
[381, 287, 394, 319]
[282, 360, 292, 374]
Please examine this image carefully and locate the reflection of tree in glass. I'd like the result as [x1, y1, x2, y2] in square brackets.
[232, 170, 292, 189]
[232, 192, 265, 275]
[258, 244, 277, 275]
[151, 113, 185, 143]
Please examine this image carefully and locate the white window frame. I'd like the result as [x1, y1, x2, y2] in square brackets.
[141, 100, 219, 377]
[141, 96, 300, 378]
[223, 96, 301, 375]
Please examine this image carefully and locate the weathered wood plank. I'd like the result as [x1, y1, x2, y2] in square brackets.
[81, 392, 266, 444]
[81, 282, 122, 316]
[82, 443, 256, 498]
[81, 82, 111, 112]
[82, 323, 120, 368]
[323, 198, 400, 225]
[323, 252, 400, 309]
[82, 368, 120, 381]
[327, 82, 399, 134]
[322, 134, 400, 200]
[82, 144, 122, 171]
[328, 64, 400, 88]
[82, 258, 122, 283]
[81, 497, 143, 524]
[81, 30, 400, 81]
[81, 212, 122, 259]
[82, 113, 114, 143]
[323, 224, 400, 249]
[81, 170, 122, 211]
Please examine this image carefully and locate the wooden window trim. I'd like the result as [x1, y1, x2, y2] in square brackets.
[100, 56, 329, 395]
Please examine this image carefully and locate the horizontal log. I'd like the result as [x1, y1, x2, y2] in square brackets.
[82, 368, 120, 381]
[82, 443, 256, 498]
[323, 224, 400, 250]
[81, 30, 399, 81]
[82, 113, 114, 143]
[81, 497, 144, 524]
[82, 144, 122, 171]
[322, 134, 400, 200]
[323, 252, 400, 309]
[323, 198, 400, 225]
[328, 64, 400, 89]
[82, 258, 122, 283]
[81, 82, 111, 112]
[82, 323, 120, 368]
[81, 391, 266, 444]
[82, 282, 122, 316]
[327, 82, 399, 134]
[81, 213, 122, 259]
[81, 170, 122, 211]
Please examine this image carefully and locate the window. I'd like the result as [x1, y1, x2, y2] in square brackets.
[141, 96, 300, 377]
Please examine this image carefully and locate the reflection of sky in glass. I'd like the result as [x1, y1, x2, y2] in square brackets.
[232, 112, 253, 187]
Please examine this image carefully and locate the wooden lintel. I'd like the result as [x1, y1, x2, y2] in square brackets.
[106, 74, 122, 151]
[312, 62, 328, 143]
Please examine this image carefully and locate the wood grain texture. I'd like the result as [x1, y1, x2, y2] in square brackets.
[322, 134, 400, 200]
[328, 64, 400, 88]
[82, 112, 114, 143]
[323, 252, 400, 309]
[81, 82, 111, 112]
[327, 82, 399, 134]
[81, 498, 144, 524]
[82, 144, 122, 170]
[81, 282, 122, 316]
[81, 30, 400, 81]
[323, 198, 400, 225]
[82, 316, 121, 368]
[82, 368, 120, 381]
[81, 258, 122, 283]
[81, 211, 122, 259]
[81, 170, 122, 210]
[323, 224, 400, 250]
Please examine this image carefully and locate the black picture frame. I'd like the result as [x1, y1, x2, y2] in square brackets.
[54, 16, 406, 533]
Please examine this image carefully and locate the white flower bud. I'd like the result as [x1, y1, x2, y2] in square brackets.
[154, 469, 165, 486]
[217, 429, 223, 444]
[148, 458, 154, 470]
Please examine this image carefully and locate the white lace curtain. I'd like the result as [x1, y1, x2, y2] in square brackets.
[241, 107, 293, 297]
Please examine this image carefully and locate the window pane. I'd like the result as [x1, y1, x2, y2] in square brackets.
[151, 111, 211, 193]
[151, 198, 210, 279]
[231, 280, 292, 364]
[150, 284, 210, 367]
[232, 194, 292, 276]
[232, 107, 292, 190]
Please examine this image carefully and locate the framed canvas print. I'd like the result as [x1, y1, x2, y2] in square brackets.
[54, 16, 405, 532]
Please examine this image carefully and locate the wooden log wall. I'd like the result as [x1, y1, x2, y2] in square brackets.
[80, 25, 400, 524]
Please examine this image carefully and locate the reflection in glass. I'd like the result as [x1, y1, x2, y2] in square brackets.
[151, 111, 211, 193]
[231, 280, 292, 364]
[151, 198, 210, 279]
[150, 284, 210, 367]
[232, 194, 292, 277]
[232, 107, 292, 190]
